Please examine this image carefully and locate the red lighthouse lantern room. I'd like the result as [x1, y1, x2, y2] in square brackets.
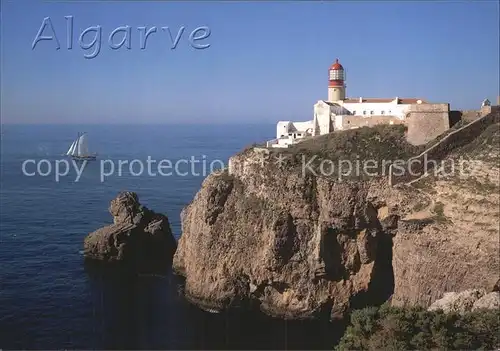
[329, 58, 345, 88]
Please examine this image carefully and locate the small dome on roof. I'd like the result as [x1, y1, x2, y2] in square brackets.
[330, 58, 343, 70]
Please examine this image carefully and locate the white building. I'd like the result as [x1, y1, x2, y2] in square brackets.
[267, 59, 427, 148]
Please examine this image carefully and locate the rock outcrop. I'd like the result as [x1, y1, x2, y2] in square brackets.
[173, 127, 421, 319]
[391, 123, 500, 308]
[84, 192, 177, 272]
[428, 289, 500, 314]
[173, 123, 499, 320]
[173, 170, 397, 319]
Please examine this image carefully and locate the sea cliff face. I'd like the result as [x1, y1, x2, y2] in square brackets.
[173, 123, 500, 320]
[172, 136, 417, 319]
[391, 123, 500, 307]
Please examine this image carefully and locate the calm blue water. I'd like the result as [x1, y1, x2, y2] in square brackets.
[0, 124, 339, 350]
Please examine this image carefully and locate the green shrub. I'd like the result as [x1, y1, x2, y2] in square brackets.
[336, 304, 500, 350]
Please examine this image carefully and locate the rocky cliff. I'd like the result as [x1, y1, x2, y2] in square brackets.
[173, 123, 499, 320]
[428, 289, 500, 314]
[391, 122, 500, 307]
[84, 192, 177, 272]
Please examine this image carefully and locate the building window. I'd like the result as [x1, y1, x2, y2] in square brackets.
[363, 111, 366, 115]
[388, 110, 391, 114]
[381, 110, 385, 115]
[288, 133, 293, 136]
[370, 111, 374, 115]
[297, 133, 302, 137]
[352, 110, 356, 115]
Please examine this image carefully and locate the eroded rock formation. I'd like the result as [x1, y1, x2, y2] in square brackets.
[173, 122, 499, 320]
[428, 289, 500, 314]
[391, 123, 500, 307]
[84, 191, 177, 272]
[173, 146, 415, 319]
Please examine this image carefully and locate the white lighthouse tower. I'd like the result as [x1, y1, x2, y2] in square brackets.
[328, 58, 346, 102]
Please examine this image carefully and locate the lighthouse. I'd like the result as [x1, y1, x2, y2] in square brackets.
[328, 58, 346, 102]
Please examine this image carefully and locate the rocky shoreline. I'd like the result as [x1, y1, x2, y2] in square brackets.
[171, 122, 499, 320]
[83, 121, 500, 348]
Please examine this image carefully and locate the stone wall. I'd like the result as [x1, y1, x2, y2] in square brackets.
[389, 106, 500, 186]
[405, 103, 450, 146]
[461, 110, 482, 122]
[481, 105, 493, 116]
[340, 115, 404, 130]
[461, 106, 492, 122]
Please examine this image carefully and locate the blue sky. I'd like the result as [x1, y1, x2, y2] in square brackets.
[1, 0, 498, 124]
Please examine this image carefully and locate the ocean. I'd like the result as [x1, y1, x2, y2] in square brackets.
[0, 124, 340, 350]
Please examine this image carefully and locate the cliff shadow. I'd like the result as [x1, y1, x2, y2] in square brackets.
[449, 110, 463, 128]
[178, 304, 346, 350]
[349, 232, 394, 309]
[84, 262, 344, 350]
[319, 227, 347, 281]
[84, 262, 198, 350]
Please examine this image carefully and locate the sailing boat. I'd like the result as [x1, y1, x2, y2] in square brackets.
[66, 132, 97, 161]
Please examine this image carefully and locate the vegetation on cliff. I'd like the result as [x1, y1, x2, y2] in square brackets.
[287, 124, 422, 160]
[336, 304, 500, 351]
[260, 125, 426, 180]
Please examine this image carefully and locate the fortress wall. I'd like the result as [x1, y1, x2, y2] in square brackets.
[405, 103, 450, 146]
[389, 106, 500, 186]
[461, 106, 492, 122]
[481, 105, 493, 116]
[340, 115, 404, 130]
[461, 110, 482, 122]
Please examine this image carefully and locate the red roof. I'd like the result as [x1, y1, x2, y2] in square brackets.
[343, 98, 427, 104]
[330, 58, 343, 70]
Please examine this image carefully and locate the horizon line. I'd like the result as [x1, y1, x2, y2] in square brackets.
[0, 121, 277, 126]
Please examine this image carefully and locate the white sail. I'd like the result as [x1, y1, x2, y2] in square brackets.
[76, 133, 89, 156]
[66, 140, 78, 156]
[66, 132, 96, 159]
